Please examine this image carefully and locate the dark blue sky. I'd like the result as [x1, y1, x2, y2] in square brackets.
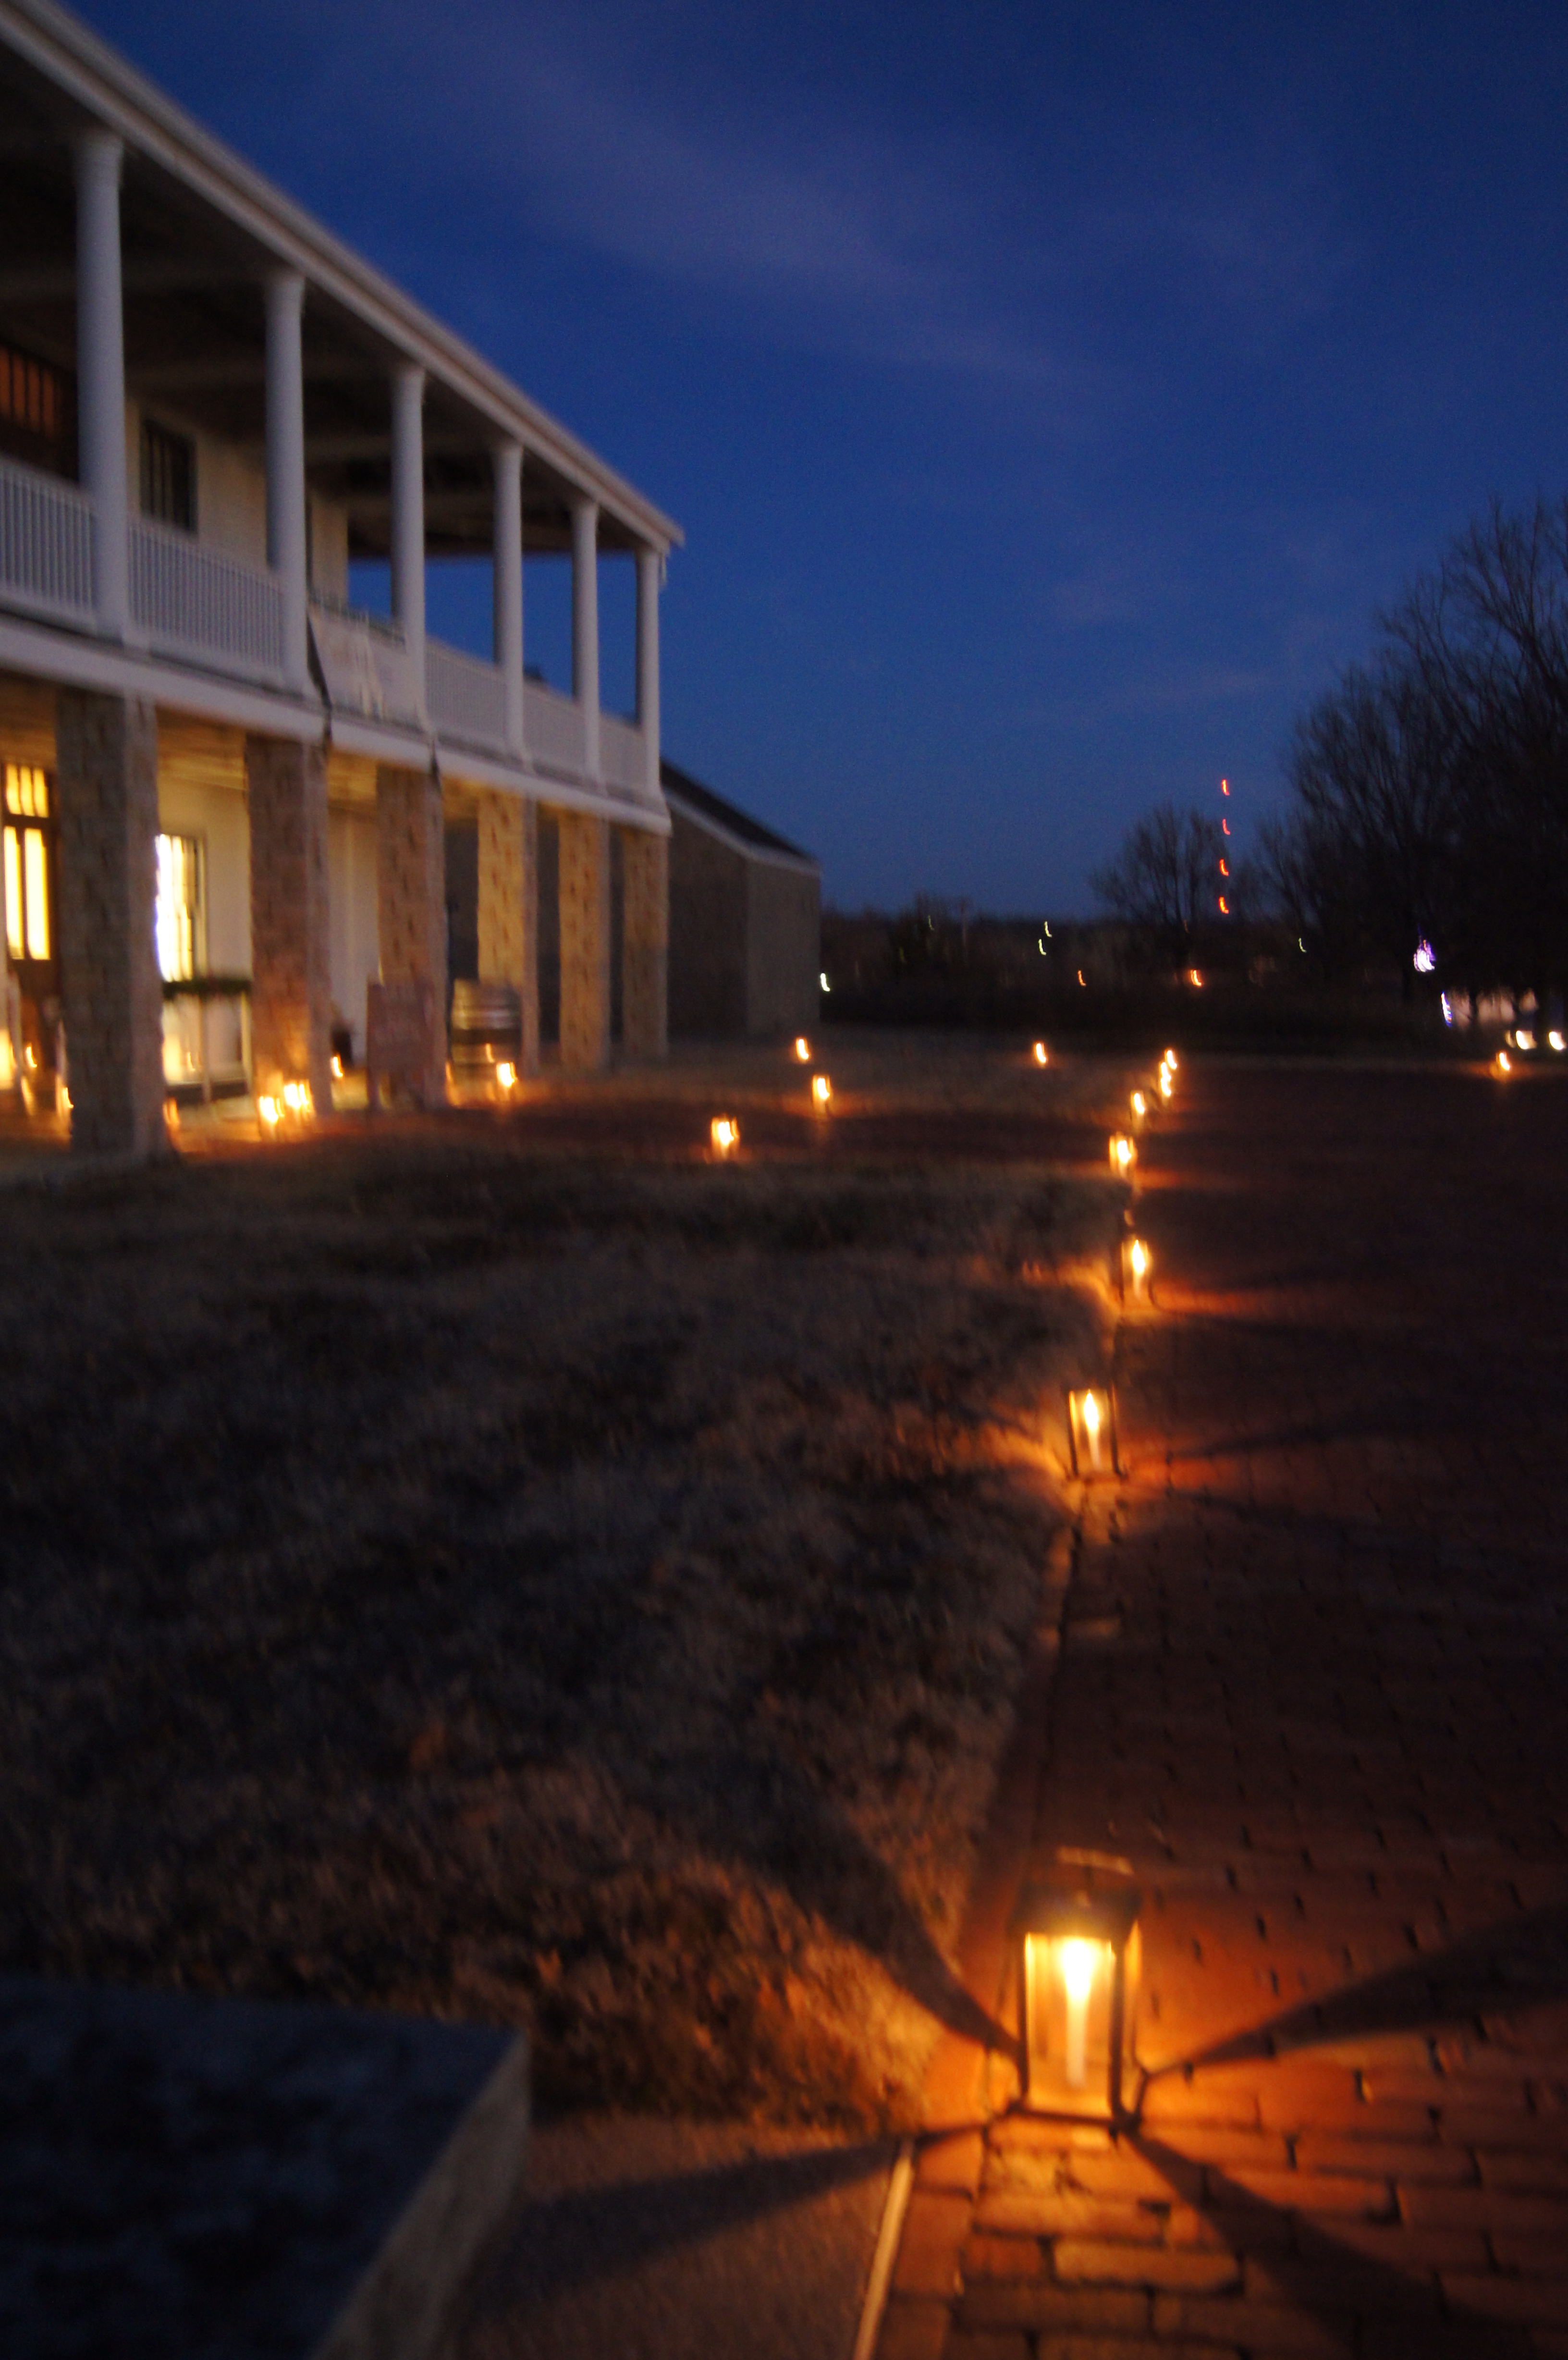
[77, 0, 1568, 911]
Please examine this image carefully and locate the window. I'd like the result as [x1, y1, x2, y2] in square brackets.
[155, 833, 204, 981]
[0, 340, 72, 474]
[140, 419, 196, 532]
[4, 764, 51, 965]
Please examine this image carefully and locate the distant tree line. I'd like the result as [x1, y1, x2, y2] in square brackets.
[1261, 496, 1568, 1009]
[1088, 498, 1568, 1012]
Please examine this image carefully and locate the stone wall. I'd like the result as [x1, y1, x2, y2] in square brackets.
[666, 805, 747, 1038]
[245, 734, 332, 1107]
[476, 790, 540, 1074]
[53, 688, 166, 1157]
[620, 825, 668, 1060]
[746, 860, 821, 1037]
[556, 810, 610, 1070]
[376, 765, 447, 1099]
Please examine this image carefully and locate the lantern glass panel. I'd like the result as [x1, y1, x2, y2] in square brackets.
[1067, 1385, 1117, 1477]
[1015, 1886, 1141, 2118]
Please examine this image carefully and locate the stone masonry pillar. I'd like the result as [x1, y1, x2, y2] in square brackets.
[477, 789, 539, 1074]
[376, 764, 447, 1101]
[54, 688, 164, 1157]
[557, 809, 610, 1070]
[620, 824, 668, 1060]
[246, 733, 332, 1108]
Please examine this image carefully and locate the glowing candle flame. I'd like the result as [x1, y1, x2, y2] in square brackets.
[1552, 1031, 1565, 1053]
[1033, 1041, 1048, 1066]
[1060, 1938, 1099, 2087]
[794, 1036, 810, 1061]
[1110, 1134, 1135, 1175]
[496, 1061, 516, 1090]
[1496, 1051, 1512, 1075]
[812, 1074, 832, 1111]
[258, 1094, 282, 1127]
[1130, 1090, 1146, 1119]
[1129, 1238, 1150, 1289]
[710, 1115, 740, 1155]
[331, 1054, 343, 1079]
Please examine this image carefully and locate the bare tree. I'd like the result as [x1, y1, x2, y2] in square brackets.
[1090, 804, 1224, 955]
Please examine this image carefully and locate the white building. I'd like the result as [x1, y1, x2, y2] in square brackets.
[0, 0, 680, 1154]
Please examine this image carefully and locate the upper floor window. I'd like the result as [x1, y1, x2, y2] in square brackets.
[0, 341, 72, 476]
[140, 419, 196, 532]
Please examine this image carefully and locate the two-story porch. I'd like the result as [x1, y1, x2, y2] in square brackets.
[0, 0, 680, 1155]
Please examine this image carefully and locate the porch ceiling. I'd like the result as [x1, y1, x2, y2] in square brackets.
[0, 34, 645, 563]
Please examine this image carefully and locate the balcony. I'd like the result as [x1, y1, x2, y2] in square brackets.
[0, 453, 656, 806]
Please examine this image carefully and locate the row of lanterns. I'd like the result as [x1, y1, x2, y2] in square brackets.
[1017, 1047, 1178, 2126]
[709, 1039, 832, 1159]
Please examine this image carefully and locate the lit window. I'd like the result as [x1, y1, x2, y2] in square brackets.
[155, 833, 204, 981]
[4, 764, 51, 965]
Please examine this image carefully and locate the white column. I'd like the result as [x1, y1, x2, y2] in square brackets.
[636, 543, 662, 799]
[571, 493, 600, 780]
[265, 271, 309, 694]
[492, 438, 524, 758]
[74, 130, 129, 641]
[390, 362, 427, 719]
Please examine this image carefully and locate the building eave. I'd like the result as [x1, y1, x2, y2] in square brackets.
[0, 0, 684, 554]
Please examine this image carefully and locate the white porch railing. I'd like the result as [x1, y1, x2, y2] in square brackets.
[601, 711, 652, 797]
[130, 518, 284, 683]
[0, 455, 95, 627]
[426, 636, 507, 749]
[523, 676, 586, 774]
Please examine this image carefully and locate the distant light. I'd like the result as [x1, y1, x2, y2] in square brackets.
[496, 1061, 517, 1091]
[1222, 818, 1230, 836]
[1219, 859, 1229, 877]
[1441, 993, 1453, 1027]
[1551, 1031, 1566, 1053]
[1188, 969, 1203, 988]
[1109, 1133, 1136, 1177]
[1041, 920, 1052, 938]
[1078, 969, 1086, 987]
[1221, 778, 1230, 795]
[1298, 937, 1306, 952]
[1413, 939, 1436, 973]
[1217, 897, 1229, 915]
[710, 1115, 740, 1157]
[812, 1072, 833, 1111]
[1516, 1028, 1535, 1051]
[794, 1035, 811, 1061]
[1033, 1041, 1049, 1066]
[820, 972, 831, 992]
[1495, 1050, 1512, 1076]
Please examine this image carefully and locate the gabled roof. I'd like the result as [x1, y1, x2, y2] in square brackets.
[661, 757, 818, 869]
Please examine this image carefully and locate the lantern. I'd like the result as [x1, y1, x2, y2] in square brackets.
[1551, 1031, 1566, 1054]
[1066, 1385, 1118, 1477]
[794, 1036, 811, 1062]
[1163, 1049, 1178, 1070]
[812, 1073, 833, 1111]
[1158, 1066, 1174, 1101]
[1010, 1878, 1142, 2120]
[1494, 1050, 1512, 1077]
[1129, 1089, 1147, 1123]
[1121, 1234, 1152, 1305]
[710, 1115, 740, 1157]
[1109, 1133, 1136, 1177]
[495, 1061, 518, 1101]
[1033, 1041, 1049, 1067]
[257, 1092, 283, 1132]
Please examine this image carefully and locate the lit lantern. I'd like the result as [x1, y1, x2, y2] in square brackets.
[257, 1093, 283, 1131]
[794, 1036, 811, 1062]
[282, 1080, 313, 1117]
[1163, 1049, 1177, 1070]
[812, 1073, 833, 1111]
[1010, 1878, 1142, 2120]
[1515, 1028, 1535, 1052]
[1551, 1031, 1566, 1054]
[1109, 1133, 1136, 1177]
[331, 1054, 344, 1080]
[495, 1061, 518, 1101]
[1033, 1041, 1049, 1066]
[1188, 969, 1203, 989]
[1494, 1050, 1512, 1076]
[710, 1114, 740, 1157]
[1066, 1384, 1118, 1477]
[1129, 1089, 1147, 1123]
[1121, 1234, 1152, 1304]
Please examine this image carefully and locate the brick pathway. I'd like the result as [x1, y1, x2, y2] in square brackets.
[878, 1059, 1568, 2360]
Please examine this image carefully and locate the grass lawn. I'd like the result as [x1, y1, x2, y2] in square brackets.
[0, 1039, 1132, 2126]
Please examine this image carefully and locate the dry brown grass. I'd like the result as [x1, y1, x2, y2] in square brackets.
[0, 1039, 1135, 2126]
